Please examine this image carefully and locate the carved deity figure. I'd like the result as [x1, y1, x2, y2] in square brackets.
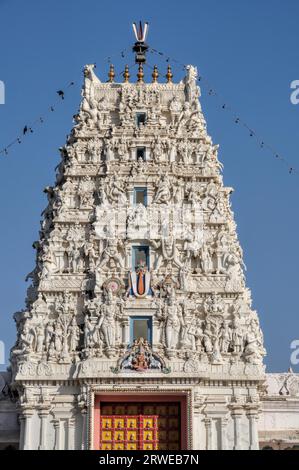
[97, 238, 124, 270]
[163, 291, 185, 352]
[154, 174, 172, 204]
[97, 290, 120, 351]
[68, 316, 80, 352]
[220, 320, 232, 353]
[106, 175, 127, 205]
[184, 65, 199, 103]
[19, 324, 36, 353]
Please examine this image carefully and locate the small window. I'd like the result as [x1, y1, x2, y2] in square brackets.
[136, 112, 146, 127]
[134, 187, 147, 206]
[136, 147, 146, 161]
[132, 245, 149, 270]
[130, 316, 152, 344]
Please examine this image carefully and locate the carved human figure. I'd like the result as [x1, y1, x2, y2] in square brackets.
[169, 96, 182, 124]
[231, 314, 244, 354]
[187, 317, 203, 352]
[98, 290, 118, 350]
[84, 316, 94, 349]
[184, 65, 199, 103]
[220, 320, 231, 353]
[97, 238, 124, 270]
[199, 243, 213, 274]
[41, 245, 58, 278]
[68, 316, 80, 352]
[69, 241, 82, 273]
[107, 175, 127, 204]
[164, 291, 185, 351]
[36, 325, 45, 353]
[243, 320, 265, 364]
[20, 324, 36, 353]
[84, 237, 97, 271]
[45, 321, 54, 353]
[173, 178, 185, 204]
[202, 322, 213, 353]
[152, 136, 163, 163]
[53, 322, 63, 354]
[151, 236, 182, 271]
[154, 174, 172, 204]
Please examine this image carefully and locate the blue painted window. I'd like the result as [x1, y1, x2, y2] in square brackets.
[132, 245, 149, 270]
[133, 187, 147, 206]
[130, 316, 152, 344]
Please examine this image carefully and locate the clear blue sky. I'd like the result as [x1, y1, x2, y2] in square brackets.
[0, 0, 298, 372]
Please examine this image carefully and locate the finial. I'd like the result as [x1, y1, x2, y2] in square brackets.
[166, 65, 173, 83]
[108, 64, 115, 82]
[137, 63, 144, 83]
[123, 65, 130, 83]
[152, 65, 159, 83]
[132, 21, 149, 64]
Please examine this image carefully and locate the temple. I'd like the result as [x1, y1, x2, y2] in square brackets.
[0, 25, 298, 450]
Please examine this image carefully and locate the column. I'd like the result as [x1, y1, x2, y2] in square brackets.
[18, 415, 25, 450]
[220, 417, 228, 450]
[22, 408, 34, 450]
[121, 318, 130, 345]
[38, 408, 50, 450]
[247, 411, 259, 450]
[152, 318, 160, 346]
[80, 407, 88, 450]
[67, 418, 76, 450]
[204, 417, 213, 450]
[53, 419, 61, 450]
[231, 408, 243, 450]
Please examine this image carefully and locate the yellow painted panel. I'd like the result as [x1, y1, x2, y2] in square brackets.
[115, 431, 125, 441]
[127, 431, 137, 441]
[114, 418, 125, 428]
[102, 418, 112, 429]
[102, 431, 112, 441]
[127, 418, 138, 428]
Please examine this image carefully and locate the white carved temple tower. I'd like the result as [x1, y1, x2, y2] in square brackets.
[9, 25, 267, 450]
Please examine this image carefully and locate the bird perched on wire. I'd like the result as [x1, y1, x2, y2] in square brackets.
[57, 90, 65, 100]
[23, 126, 33, 135]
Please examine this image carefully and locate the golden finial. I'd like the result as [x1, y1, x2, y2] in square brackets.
[108, 64, 115, 83]
[123, 64, 130, 83]
[166, 64, 173, 83]
[137, 63, 144, 83]
[152, 65, 159, 83]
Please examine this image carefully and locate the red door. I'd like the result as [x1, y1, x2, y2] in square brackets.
[99, 402, 180, 450]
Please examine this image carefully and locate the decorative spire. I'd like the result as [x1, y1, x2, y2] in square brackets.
[132, 21, 149, 64]
[166, 65, 173, 83]
[108, 64, 115, 83]
[137, 63, 144, 83]
[152, 65, 159, 83]
[123, 64, 130, 83]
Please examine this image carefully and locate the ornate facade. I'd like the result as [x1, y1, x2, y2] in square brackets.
[1, 41, 296, 450]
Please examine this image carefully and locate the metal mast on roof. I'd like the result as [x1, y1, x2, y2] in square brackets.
[132, 21, 149, 64]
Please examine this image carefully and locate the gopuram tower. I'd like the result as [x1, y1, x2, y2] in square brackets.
[10, 24, 266, 450]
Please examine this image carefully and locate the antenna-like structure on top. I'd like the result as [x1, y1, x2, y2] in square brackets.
[132, 21, 149, 64]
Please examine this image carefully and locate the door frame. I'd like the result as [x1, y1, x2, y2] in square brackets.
[88, 386, 193, 450]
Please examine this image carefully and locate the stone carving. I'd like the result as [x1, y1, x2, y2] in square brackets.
[11, 62, 265, 388]
[158, 290, 186, 358]
[151, 236, 183, 271]
[153, 174, 172, 204]
[115, 337, 168, 373]
[97, 238, 124, 271]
